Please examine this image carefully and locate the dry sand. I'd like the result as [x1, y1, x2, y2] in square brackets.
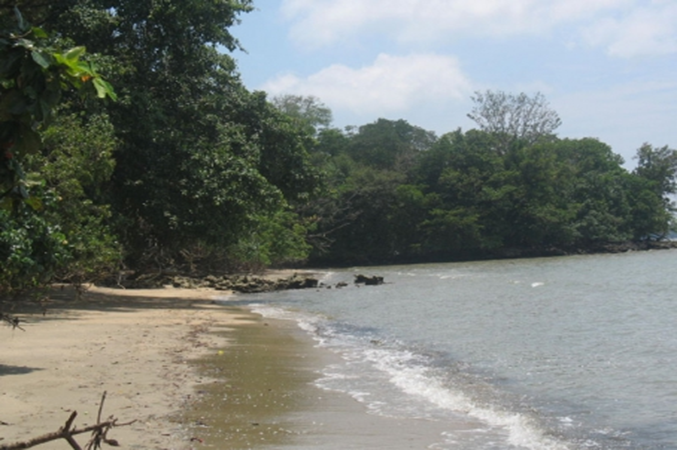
[0, 285, 244, 450]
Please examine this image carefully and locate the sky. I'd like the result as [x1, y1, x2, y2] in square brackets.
[229, 0, 677, 168]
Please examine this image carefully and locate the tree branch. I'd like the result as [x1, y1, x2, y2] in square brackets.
[0, 393, 135, 450]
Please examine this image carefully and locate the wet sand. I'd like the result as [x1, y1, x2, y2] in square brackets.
[183, 308, 467, 450]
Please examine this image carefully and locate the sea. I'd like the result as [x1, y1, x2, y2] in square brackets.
[236, 249, 677, 449]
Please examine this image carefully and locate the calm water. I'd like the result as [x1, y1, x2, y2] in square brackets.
[241, 250, 677, 449]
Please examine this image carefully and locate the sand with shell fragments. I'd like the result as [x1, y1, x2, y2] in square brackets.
[0, 285, 245, 450]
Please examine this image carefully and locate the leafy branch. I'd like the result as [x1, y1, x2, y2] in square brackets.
[1, 7, 116, 211]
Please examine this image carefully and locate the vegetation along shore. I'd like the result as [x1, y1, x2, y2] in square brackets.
[2, 2, 677, 301]
[1, 1, 676, 447]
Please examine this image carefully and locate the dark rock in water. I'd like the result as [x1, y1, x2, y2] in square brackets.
[336, 282, 348, 288]
[354, 274, 384, 286]
[288, 274, 318, 290]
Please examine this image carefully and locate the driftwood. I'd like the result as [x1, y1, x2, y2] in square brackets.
[0, 392, 135, 450]
[0, 313, 24, 332]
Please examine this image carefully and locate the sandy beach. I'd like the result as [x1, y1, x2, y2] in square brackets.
[1, 285, 246, 449]
[1, 281, 463, 450]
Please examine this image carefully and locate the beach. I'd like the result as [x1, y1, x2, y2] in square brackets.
[1, 285, 249, 449]
[1, 282, 465, 450]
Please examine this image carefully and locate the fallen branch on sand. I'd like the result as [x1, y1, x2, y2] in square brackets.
[0, 392, 135, 450]
[0, 313, 24, 332]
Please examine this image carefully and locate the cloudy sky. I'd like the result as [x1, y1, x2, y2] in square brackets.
[231, 0, 677, 168]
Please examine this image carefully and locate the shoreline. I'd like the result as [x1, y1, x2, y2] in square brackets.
[1, 282, 471, 449]
[181, 302, 469, 450]
[308, 239, 677, 267]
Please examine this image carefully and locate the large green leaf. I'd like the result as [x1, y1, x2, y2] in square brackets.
[31, 50, 51, 69]
[93, 77, 117, 100]
[31, 27, 48, 39]
[63, 46, 86, 63]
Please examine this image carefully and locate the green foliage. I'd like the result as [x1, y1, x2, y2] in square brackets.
[415, 129, 515, 252]
[26, 111, 121, 282]
[40, 0, 320, 268]
[629, 143, 677, 239]
[345, 118, 437, 171]
[228, 210, 313, 270]
[309, 122, 676, 264]
[314, 166, 408, 264]
[0, 8, 117, 294]
[272, 94, 333, 136]
[633, 143, 677, 199]
[0, 7, 115, 160]
[0, 195, 70, 294]
[624, 175, 672, 240]
[315, 128, 351, 158]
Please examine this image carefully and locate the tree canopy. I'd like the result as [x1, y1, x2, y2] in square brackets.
[305, 117, 676, 265]
[467, 90, 562, 154]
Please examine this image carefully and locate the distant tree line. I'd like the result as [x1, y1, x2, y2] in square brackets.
[301, 112, 676, 265]
[1, 1, 676, 297]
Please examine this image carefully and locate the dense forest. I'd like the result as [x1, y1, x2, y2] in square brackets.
[1, 1, 676, 296]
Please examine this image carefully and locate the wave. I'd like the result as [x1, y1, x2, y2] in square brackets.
[248, 303, 572, 450]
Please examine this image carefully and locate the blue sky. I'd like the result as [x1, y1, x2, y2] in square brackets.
[230, 0, 677, 168]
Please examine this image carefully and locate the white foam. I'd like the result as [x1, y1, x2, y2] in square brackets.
[317, 271, 337, 283]
[359, 347, 571, 450]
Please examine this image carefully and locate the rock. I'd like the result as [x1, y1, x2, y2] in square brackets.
[161, 272, 322, 294]
[275, 275, 319, 290]
[204, 275, 219, 284]
[354, 274, 384, 286]
[172, 276, 194, 289]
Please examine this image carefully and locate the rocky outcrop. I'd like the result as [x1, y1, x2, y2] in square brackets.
[167, 273, 319, 293]
[113, 270, 390, 292]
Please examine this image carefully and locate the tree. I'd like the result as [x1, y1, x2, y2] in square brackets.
[26, 110, 121, 283]
[416, 129, 515, 253]
[633, 143, 677, 199]
[631, 143, 677, 239]
[43, 0, 322, 269]
[272, 94, 333, 136]
[1, 8, 116, 295]
[547, 138, 631, 244]
[467, 90, 561, 153]
[623, 175, 673, 240]
[1, 7, 115, 211]
[346, 118, 437, 171]
[310, 166, 408, 264]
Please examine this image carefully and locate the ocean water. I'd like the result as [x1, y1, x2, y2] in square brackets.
[240, 250, 677, 449]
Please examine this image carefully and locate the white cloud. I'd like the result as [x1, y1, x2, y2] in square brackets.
[261, 53, 472, 115]
[280, 0, 677, 57]
[582, 4, 677, 57]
